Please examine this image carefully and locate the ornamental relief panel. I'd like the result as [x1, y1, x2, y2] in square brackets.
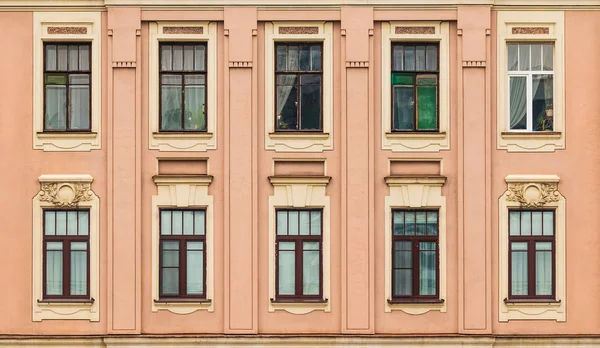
[505, 182, 560, 208]
[39, 182, 94, 207]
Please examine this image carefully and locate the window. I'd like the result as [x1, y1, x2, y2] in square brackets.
[275, 43, 323, 132]
[159, 209, 206, 298]
[391, 210, 439, 300]
[275, 209, 323, 300]
[159, 43, 207, 132]
[43, 210, 90, 299]
[507, 43, 554, 132]
[44, 43, 91, 132]
[391, 43, 438, 132]
[508, 210, 555, 300]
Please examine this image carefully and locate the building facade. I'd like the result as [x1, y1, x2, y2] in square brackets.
[0, 0, 599, 346]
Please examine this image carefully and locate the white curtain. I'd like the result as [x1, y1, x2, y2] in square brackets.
[276, 76, 297, 116]
[509, 76, 527, 129]
[302, 242, 320, 295]
[419, 242, 436, 295]
[186, 242, 204, 295]
[511, 243, 528, 295]
[536, 243, 553, 295]
[46, 242, 63, 295]
[70, 85, 90, 130]
[70, 242, 87, 295]
[278, 242, 295, 295]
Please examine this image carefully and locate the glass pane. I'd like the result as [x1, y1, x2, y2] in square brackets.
[69, 45, 79, 70]
[79, 45, 90, 71]
[187, 248, 204, 295]
[393, 86, 414, 130]
[183, 211, 194, 235]
[521, 211, 531, 236]
[161, 85, 183, 130]
[531, 44, 542, 71]
[185, 75, 205, 85]
[392, 45, 403, 71]
[172, 211, 182, 235]
[46, 245, 63, 295]
[162, 74, 182, 85]
[276, 82, 298, 130]
[393, 211, 404, 236]
[416, 46, 426, 71]
[543, 211, 554, 236]
[507, 44, 518, 71]
[532, 75, 554, 132]
[404, 46, 415, 71]
[426, 46, 437, 71]
[519, 44, 530, 71]
[161, 268, 179, 295]
[70, 245, 87, 295]
[161, 211, 171, 235]
[532, 212, 543, 236]
[288, 211, 299, 235]
[509, 76, 527, 130]
[393, 269, 412, 296]
[194, 211, 205, 235]
[405, 212, 415, 235]
[310, 211, 321, 236]
[299, 211, 310, 235]
[45, 211, 56, 235]
[288, 45, 299, 71]
[46, 45, 57, 70]
[183, 45, 194, 70]
[184, 85, 206, 130]
[67, 211, 78, 235]
[509, 211, 520, 235]
[162, 241, 179, 267]
[161, 45, 172, 71]
[47, 241, 63, 250]
[391, 72, 413, 85]
[427, 211, 438, 236]
[303, 242, 320, 295]
[512, 242, 528, 251]
[393, 241, 411, 268]
[69, 74, 89, 85]
[415, 211, 426, 235]
[416, 85, 437, 130]
[173, 45, 183, 70]
[194, 45, 205, 71]
[300, 85, 321, 130]
[56, 211, 66, 235]
[277, 211, 288, 235]
[45, 85, 67, 130]
[543, 44, 553, 71]
[300, 74, 321, 84]
[299, 45, 310, 71]
[276, 45, 287, 71]
[78, 211, 89, 236]
[536, 249, 552, 295]
[70, 85, 90, 130]
[419, 242, 436, 296]
[57, 45, 68, 70]
[278, 243, 295, 295]
[511, 250, 528, 296]
[310, 45, 321, 71]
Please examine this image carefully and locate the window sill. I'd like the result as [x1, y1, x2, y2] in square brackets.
[385, 131, 446, 139]
[501, 131, 561, 139]
[504, 298, 561, 306]
[269, 132, 330, 140]
[270, 298, 328, 304]
[37, 298, 95, 305]
[152, 297, 214, 314]
[269, 297, 330, 314]
[37, 131, 97, 139]
[154, 298, 211, 304]
[388, 298, 444, 304]
[152, 132, 214, 140]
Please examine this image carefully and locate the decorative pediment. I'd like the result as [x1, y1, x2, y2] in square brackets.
[38, 175, 95, 207]
[504, 175, 562, 208]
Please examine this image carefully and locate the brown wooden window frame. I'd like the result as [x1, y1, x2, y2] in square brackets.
[43, 42, 92, 132]
[42, 209, 91, 300]
[159, 42, 208, 132]
[391, 42, 439, 132]
[159, 208, 207, 299]
[508, 209, 556, 301]
[275, 208, 323, 302]
[391, 209, 440, 302]
[274, 42, 323, 132]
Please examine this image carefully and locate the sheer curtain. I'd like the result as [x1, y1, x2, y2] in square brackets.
[511, 243, 528, 295]
[46, 242, 63, 295]
[278, 242, 295, 295]
[302, 242, 320, 295]
[535, 242, 552, 295]
[419, 242, 436, 295]
[509, 76, 527, 129]
[276, 76, 297, 116]
[70, 242, 87, 295]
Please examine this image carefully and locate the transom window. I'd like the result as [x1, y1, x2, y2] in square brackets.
[391, 210, 439, 300]
[507, 43, 554, 132]
[391, 43, 439, 132]
[275, 209, 322, 300]
[508, 210, 555, 299]
[275, 43, 323, 131]
[160, 43, 207, 132]
[159, 209, 206, 298]
[44, 43, 91, 132]
[43, 210, 90, 299]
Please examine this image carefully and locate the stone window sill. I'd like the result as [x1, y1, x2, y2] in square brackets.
[500, 131, 562, 139]
[388, 298, 444, 304]
[152, 132, 214, 140]
[37, 132, 97, 139]
[37, 298, 95, 306]
[504, 298, 561, 306]
[154, 298, 212, 304]
[270, 298, 328, 304]
[269, 132, 330, 140]
[385, 131, 447, 139]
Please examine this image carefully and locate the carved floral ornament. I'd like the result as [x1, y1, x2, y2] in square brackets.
[39, 182, 94, 207]
[505, 182, 560, 208]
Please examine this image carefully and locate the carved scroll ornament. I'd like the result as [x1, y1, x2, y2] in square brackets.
[39, 182, 94, 207]
[506, 182, 560, 208]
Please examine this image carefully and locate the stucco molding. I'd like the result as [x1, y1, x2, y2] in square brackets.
[381, 21, 450, 152]
[151, 174, 214, 314]
[32, 175, 100, 321]
[499, 174, 566, 322]
[268, 175, 331, 314]
[384, 175, 447, 314]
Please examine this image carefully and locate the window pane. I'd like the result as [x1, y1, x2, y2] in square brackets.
[161, 211, 171, 235]
[78, 211, 89, 236]
[543, 211, 554, 236]
[70, 242, 87, 295]
[519, 44, 530, 71]
[404, 46, 415, 71]
[415, 46, 426, 71]
[532, 212, 543, 236]
[276, 81, 298, 130]
[299, 211, 310, 235]
[532, 75, 553, 132]
[67, 211, 78, 235]
[310, 45, 321, 71]
[521, 211, 531, 236]
[310, 211, 321, 236]
[194, 45, 205, 71]
[69, 45, 79, 70]
[161, 268, 179, 295]
[46, 45, 57, 70]
[303, 242, 320, 295]
[57, 45, 68, 70]
[536, 247, 552, 296]
[416, 85, 437, 130]
[45, 85, 67, 130]
[184, 85, 206, 130]
[277, 211, 288, 235]
[393, 211, 404, 235]
[276, 45, 287, 71]
[426, 46, 437, 71]
[45, 211, 56, 235]
[509, 211, 520, 235]
[278, 242, 295, 295]
[393, 269, 412, 296]
[162, 242, 179, 267]
[427, 211, 438, 236]
[415, 211, 426, 235]
[393, 86, 414, 130]
[543, 44, 553, 71]
[511, 247, 528, 296]
[172, 211, 182, 235]
[393, 241, 411, 268]
[300, 85, 321, 130]
[161, 45, 172, 71]
[531, 44, 542, 71]
[509, 76, 527, 130]
[46, 242, 63, 296]
[507, 44, 518, 71]
[287, 45, 299, 71]
[288, 211, 299, 235]
[172, 45, 183, 70]
[194, 211, 205, 235]
[187, 244, 204, 295]
[419, 242, 436, 296]
[183, 45, 194, 70]
[299, 45, 310, 71]
[392, 45, 403, 71]
[161, 85, 182, 130]
[79, 45, 90, 71]
[56, 211, 67, 235]
[183, 211, 194, 235]
[70, 85, 90, 130]
[405, 212, 415, 235]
